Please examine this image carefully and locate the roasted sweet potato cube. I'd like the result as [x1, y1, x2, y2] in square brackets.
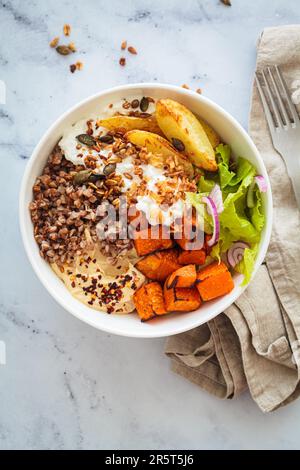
[134, 282, 167, 322]
[148, 282, 167, 316]
[174, 213, 204, 251]
[133, 285, 155, 321]
[178, 249, 206, 265]
[197, 261, 228, 281]
[176, 237, 203, 251]
[166, 264, 197, 289]
[135, 249, 181, 281]
[133, 227, 173, 256]
[164, 283, 201, 312]
[196, 261, 234, 301]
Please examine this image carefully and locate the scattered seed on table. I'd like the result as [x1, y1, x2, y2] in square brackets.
[56, 45, 71, 56]
[76, 61, 83, 70]
[128, 46, 137, 55]
[68, 42, 76, 52]
[49, 37, 59, 48]
[63, 24, 71, 36]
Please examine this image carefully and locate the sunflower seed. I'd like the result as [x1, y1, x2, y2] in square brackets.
[106, 178, 118, 186]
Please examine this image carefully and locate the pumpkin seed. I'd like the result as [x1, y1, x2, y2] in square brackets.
[140, 97, 149, 112]
[99, 134, 114, 144]
[76, 134, 96, 146]
[73, 170, 92, 185]
[103, 163, 116, 176]
[56, 45, 71, 56]
[89, 173, 106, 183]
[171, 138, 185, 152]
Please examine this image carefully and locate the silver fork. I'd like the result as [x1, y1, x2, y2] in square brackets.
[255, 65, 300, 208]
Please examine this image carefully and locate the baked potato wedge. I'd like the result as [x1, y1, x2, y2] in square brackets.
[125, 130, 194, 178]
[156, 99, 217, 171]
[97, 115, 163, 135]
[198, 118, 221, 149]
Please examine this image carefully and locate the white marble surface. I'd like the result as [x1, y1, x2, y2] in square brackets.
[1, 0, 300, 450]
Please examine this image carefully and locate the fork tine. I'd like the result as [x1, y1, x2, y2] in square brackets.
[255, 73, 276, 134]
[261, 69, 283, 128]
[275, 65, 300, 124]
[267, 67, 290, 126]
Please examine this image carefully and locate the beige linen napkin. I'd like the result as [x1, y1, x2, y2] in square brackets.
[165, 25, 300, 413]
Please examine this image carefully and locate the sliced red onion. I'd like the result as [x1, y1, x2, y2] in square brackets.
[227, 241, 249, 268]
[255, 175, 267, 193]
[202, 196, 220, 247]
[209, 183, 224, 213]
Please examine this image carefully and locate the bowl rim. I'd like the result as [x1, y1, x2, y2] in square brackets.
[19, 82, 273, 338]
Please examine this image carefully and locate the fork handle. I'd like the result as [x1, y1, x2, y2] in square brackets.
[285, 157, 300, 210]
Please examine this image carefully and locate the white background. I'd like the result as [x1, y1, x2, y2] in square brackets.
[1, 0, 300, 450]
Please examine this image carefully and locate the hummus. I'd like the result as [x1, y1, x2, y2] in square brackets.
[52, 246, 145, 314]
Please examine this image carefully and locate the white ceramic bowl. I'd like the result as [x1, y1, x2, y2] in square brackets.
[19, 83, 273, 338]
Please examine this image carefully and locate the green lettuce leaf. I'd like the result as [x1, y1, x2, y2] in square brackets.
[185, 192, 213, 234]
[216, 144, 235, 189]
[210, 228, 236, 261]
[249, 187, 264, 232]
[219, 162, 259, 243]
[186, 145, 265, 285]
[227, 157, 255, 187]
[235, 244, 259, 286]
[198, 175, 216, 193]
